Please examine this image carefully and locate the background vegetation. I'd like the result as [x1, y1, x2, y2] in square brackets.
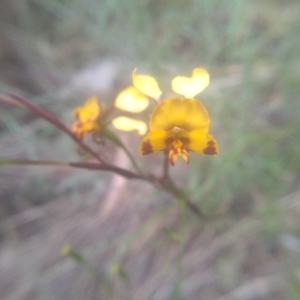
[0, 0, 300, 299]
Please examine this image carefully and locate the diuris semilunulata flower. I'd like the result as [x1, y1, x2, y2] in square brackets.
[133, 68, 219, 165]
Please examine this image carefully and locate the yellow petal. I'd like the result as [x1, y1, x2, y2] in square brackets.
[187, 130, 218, 155]
[171, 68, 210, 98]
[112, 116, 147, 136]
[150, 98, 210, 132]
[115, 86, 149, 113]
[73, 96, 100, 123]
[83, 121, 101, 133]
[139, 130, 168, 155]
[83, 96, 101, 121]
[132, 69, 162, 100]
[73, 107, 88, 123]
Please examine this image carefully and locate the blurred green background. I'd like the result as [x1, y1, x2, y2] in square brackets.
[0, 0, 300, 299]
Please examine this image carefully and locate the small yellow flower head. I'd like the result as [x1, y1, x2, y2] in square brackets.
[112, 116, 147, 136]
[115, 86, 149, 113]
[139, 98, 218, 165]
[72, 96, 101, 139]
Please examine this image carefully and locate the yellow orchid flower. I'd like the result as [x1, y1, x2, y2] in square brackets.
[133, 68, 218, 166]
[72, 96, 101, 139]
[139, 99, 218, 165]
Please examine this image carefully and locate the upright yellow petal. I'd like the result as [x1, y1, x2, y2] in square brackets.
[74, 96, 100, 123]
[150, 98, 210, 132]
[73, 107, 89, 123]
[132, 69, 162, 100]
[171, 68, 210, 98]
[115, 86, 149, 113]
[112, 116, 147, 136]
[84, 96, 100, 120]
[83, 121, 101, 133]
[187, 130, 218, 155]
[139, 130, 168, 155]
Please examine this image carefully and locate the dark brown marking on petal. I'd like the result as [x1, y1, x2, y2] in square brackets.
[165, 137, 174, 147]
[141, 140, 153, 155]
[203, 146, 217, 155]
[203, 139, 217, 155]
[181, 137, 190, 147]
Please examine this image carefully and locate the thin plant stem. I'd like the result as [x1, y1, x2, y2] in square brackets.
[121, 144, 143, 174]
[0, 159, 143, 180]
[167, 180, 206, 220]
[0, 93, 207, 220]
[4, 93, 105, 164]
[159, 170, 206, 220]
[159, 154, 205, 219]
[0, 159, 69, 167]
[103, 128, 143, 174]
[62, 246, 113, 297]
[1, 158, 206, 219]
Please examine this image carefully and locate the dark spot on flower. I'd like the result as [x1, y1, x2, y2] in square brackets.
[203, 140, 217, 155]
[141, 140, 153, 155]
[181, 137, 190, 146]
[165, 137, 174, 147]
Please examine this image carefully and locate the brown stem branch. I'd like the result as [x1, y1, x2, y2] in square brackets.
[158, 157, 206, 220]
[0, 159, 143, 180]
[0, 93, 207, 220]
[69, 162, 143, 179]
[161, 178, 206, 220]
[5, 93, 105, 164]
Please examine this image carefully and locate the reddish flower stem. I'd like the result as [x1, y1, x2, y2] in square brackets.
[1, 93, 206, 220]
[8, 93, 105, 164]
